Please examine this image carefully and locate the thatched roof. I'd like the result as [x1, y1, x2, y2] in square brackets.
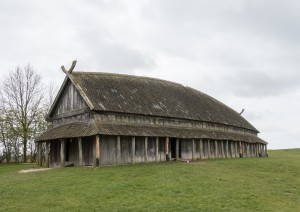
[36, 122, 267, 144]
[48, 72, 258, 132]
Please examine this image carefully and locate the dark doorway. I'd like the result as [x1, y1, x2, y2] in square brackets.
[170, 138, 181, 159]
[65, 139, 70, 162]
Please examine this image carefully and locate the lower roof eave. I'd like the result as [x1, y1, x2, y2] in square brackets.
[36, 122, 267, 144]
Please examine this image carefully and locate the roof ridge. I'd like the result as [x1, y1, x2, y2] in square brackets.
[71, 71, 184, 87]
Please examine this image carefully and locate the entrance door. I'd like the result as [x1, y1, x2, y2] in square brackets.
[170, 138, 176, 159]
[170, 138, 181, 159]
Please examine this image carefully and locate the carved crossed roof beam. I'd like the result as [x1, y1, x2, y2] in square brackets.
[61, 60, 77, 75]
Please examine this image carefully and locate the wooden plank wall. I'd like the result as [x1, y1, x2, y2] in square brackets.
[82, 137, 93, 166]
[47, 136, 267, 167]
[54, 82, 86, 116]
[50, 140, 60, 167]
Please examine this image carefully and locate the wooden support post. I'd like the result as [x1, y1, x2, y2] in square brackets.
[45, 141, 50, 168]
[265, 144, 268, 157]
[192, 139, 195, 160]
[199, 139, 203, 159]
[232, 141, 234, 158]
[78, 137, 83, 166]
[239, 141, 243, 158]
[131, 136, 136, 164]
[226, 140, 229, 158]
[144, 137, 148, 162]
[248, 143, 250, 157]
[95, 135, 100, 167]
[235, 141, 238, 158]
[92, 137, 96, 168]
[221, 140, 225, 158]
[155, 137, 159, 162]
[214, 140, 218, 158]
[165, 137, 170, 161]
[176, 138, 179, 160]
[117, 136, 121, 164]
[248, 144, 250, 157]
[258, 144, 262, 157]
[37, 142, 42, 166]
[60, 139, 65, 167]
[255, 144, 258, 157]
[207, 139, 211, 159]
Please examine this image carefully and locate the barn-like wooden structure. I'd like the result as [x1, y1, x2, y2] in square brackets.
[36, 63, 267, 167]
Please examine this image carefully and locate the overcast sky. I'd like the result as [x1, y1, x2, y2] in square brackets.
[1, 0, 299, 149]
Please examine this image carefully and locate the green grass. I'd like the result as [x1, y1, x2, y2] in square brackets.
[0, 149, 299, 211]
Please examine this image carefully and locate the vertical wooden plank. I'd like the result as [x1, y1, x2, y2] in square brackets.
[248, 143, 250, 157]
[207, 139, 211, 159]
[155, 137, 159, 162]
[232, 141, 235, 158]
[231, 142, 233, 158]
[226, 140, 229, 158]
[249, 143, 251, 157]
[265, 144, 268, 157]
[78, 137, 83, 166]
[95, 135, 100, 167]
[199, 139, 203, 159]
[144, 137, 148, 162]
[192, 139, 195, 160]
[37, 142, 42, 166]
[131, 136, 136, 164]
[176, 138, 179, 160]
[92, 136, 96, 168]
[239, 141, 243, 158]
[45, 141, 50, 168]
[116, 136, 121, 164]
[258, 144, 261, 157]
[214, 140, 218, 158]
[255, 144, 257, 157]
[60, 139, 65, 167]
[165, 137, 170, 161]
[221, 140, 224, 158]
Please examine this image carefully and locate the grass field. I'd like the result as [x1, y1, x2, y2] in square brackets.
[0, 149, 299, 211]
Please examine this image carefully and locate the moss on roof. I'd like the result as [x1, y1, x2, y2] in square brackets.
[65, 72, 258, 132]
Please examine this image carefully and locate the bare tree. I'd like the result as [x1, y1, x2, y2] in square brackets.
[0, 65, 45, 162]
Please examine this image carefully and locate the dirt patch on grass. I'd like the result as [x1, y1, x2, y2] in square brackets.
[19, 168, 53, 173]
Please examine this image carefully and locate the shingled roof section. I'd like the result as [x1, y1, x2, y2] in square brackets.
[65, 72, 258, 132]
[36, 122, 267, 144]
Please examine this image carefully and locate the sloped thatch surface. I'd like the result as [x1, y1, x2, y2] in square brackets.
[36, 122, 267, 144]
[68, 72, 258, 132]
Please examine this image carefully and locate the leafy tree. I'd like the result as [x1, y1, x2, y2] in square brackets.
[0, 65, 45, 162]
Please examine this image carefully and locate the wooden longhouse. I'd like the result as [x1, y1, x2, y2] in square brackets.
[36, 62, 268, 167]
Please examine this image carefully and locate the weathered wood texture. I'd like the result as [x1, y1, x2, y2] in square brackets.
[49, 140, 60, 166]
[45, 141, 50, 168]
[82, 137, 93, 166]
[46, 137, 268, 167]
[38, 142, 42, 166]
[78, 138, 83, 166]
[60, 139, 65, 167]
[54, 82, 86, 117]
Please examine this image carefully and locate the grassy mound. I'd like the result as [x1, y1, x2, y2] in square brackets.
[0, 149, 299, 211]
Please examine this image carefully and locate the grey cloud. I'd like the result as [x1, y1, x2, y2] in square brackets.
[78, 30, 156, 72]
[224, 70, 300, 97]
[91, 42, 156, 72]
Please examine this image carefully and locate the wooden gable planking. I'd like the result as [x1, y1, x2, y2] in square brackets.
[54, 81, 87, 117]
